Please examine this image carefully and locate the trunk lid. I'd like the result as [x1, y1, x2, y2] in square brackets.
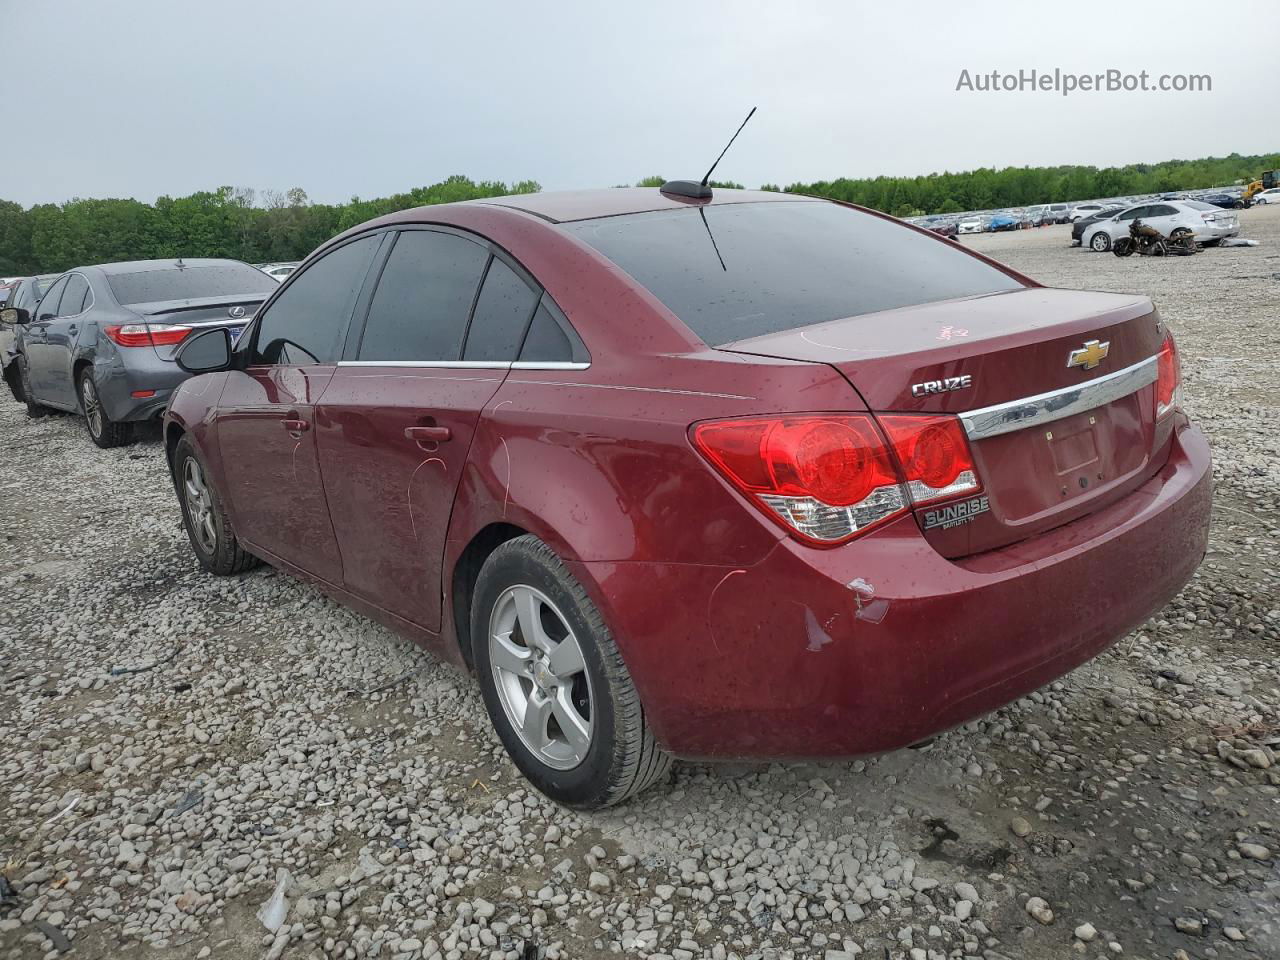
[721, 288, 1172, 557]
[129, 294, 266, 360]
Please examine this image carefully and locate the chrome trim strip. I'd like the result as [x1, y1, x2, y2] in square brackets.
[511, 361, 591, 371]
[336, 360, 591, 371]
[339, 360, 512, 369]
[960, 355, 1158, 441]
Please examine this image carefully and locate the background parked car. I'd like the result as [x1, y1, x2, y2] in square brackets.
[1044, 203, 1071, 223]
[1069, 203, 1108, 221]
[1081, 200, 1240, 251]
[1253, 187, 1280, 205]
[988, 213, 1018, 231]
[1200, 192, 1246, 209]
[957, 215, 985, 234]
[14, 258, 277, 446]
[1070, 206, 1126, 245]
[1, 273, 57, 401]
[921, 216, 959, 238]
[259, 262, 299, 282]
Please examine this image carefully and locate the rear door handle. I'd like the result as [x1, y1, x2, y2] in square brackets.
[405, 425, 451, 444]
[281, 418, 310, 435]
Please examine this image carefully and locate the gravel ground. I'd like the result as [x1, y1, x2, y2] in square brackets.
[2, 208, 1277, 960]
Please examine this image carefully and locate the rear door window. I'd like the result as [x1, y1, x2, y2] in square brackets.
[250, 235, 380, 365]
[562, 201, 1023, 346]
[36, 277, 68, 320]
[59, 275, 89, 316]
[356, 230, 488, 362]
[461, 257, 540, 362]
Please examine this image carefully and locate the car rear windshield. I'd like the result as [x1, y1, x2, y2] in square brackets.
[561, 201, 1024, 345]
[107, 263, 278, 305]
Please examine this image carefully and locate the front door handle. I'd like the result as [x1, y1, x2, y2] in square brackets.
[405, 425, 452, 444]
[281, 418, 310, 436]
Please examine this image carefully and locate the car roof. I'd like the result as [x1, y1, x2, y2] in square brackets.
[469, 187, 821, 224]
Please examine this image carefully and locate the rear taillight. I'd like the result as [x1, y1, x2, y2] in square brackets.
[691, 413, 980, 546]
[104, 323, 192, 347]
[1156, 331, 1181, 417]
[877, 415, 981, 506]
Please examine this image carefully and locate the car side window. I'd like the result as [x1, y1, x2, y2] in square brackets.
[357, 230, 489, 362]
[462, 256, 540, 362]
[1150, 205, 1178, 217]
[251, 235, 380, 365]
[59, 275, 89, 316]
[36, 278, 68, 321]
[519, 295, 589, 364]
[1117, 207, 1142, 220]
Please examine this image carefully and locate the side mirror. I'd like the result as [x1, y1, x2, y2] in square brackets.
[176, 327, 233, 374]
[0, 306, 30, 325]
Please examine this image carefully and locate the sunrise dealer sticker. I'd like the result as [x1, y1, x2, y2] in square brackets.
[922, 494, 991, 530]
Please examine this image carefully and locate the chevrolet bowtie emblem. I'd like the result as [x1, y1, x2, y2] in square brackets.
[1067, 339, 1110, 371]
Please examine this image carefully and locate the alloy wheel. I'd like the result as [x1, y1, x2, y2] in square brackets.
[81, 377, 103, 438]
[183, 457, 218, 554]
[488, 584, 593, 770]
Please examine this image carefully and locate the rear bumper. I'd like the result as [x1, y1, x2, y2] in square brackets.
[579, 422, 1212, 759]
[95, 353, 190, 422]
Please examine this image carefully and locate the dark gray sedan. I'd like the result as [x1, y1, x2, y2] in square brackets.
[5, 259, 277, 447]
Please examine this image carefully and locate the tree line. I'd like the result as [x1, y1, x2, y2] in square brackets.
[2, 153, 1277, 275]
[0, 176, 540, 276]
[776, 151, 1280, 218]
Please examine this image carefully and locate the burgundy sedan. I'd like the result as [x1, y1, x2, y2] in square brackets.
[163, 187, 1212, 808]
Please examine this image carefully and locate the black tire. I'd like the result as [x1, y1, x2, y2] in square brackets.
[472, 535, 671, 808]
[173, 435, 260, 576]
[1089, 231, 1112, 252]
[77, 367, 132, 448]
[3, 360, 26, 404]
[1201, 239, 1221, 247]
[18, 355, 47, 418]
[1112, 238, 1133, 257]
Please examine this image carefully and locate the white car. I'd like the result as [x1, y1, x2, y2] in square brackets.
[1253, 188, 1280, 205]
[260, 263, 298, 283]
[957, 216, 985, 234]
[1082, 200, 1240, 252]
[1069, 203, 1107, 221]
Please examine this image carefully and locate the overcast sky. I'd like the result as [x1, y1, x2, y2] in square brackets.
[2, 0, 1274, 207]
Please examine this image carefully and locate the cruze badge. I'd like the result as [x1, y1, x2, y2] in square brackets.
[1067, 339, 1109, 371]
[922, 494, 990, 530]
[910, 374, 972, 398]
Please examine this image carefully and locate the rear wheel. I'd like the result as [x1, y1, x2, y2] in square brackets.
[1089, 231, 1112, 252]
[78, 368, 132, 448]
[472, 535, 671, 808]
[174, 435, 260, 575]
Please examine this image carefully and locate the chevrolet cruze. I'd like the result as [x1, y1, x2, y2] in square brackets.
[162, 187, 1212, 808]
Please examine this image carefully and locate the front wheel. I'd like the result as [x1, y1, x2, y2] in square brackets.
[472, 535, 671, 808]
[18, 356, 47, 418]
[1112, 238, 1133, 257]
[1089, 231, 1112, 252]
[78, 368, 132, 448]
[173, 435, 261, 575]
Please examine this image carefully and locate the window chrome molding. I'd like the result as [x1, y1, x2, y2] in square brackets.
[336, 360, 590, 371]
[960, 355, 1158, 441]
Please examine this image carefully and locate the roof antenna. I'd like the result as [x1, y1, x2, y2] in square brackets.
[699, 207, 727, 272]
[661, 107, 757, 200]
